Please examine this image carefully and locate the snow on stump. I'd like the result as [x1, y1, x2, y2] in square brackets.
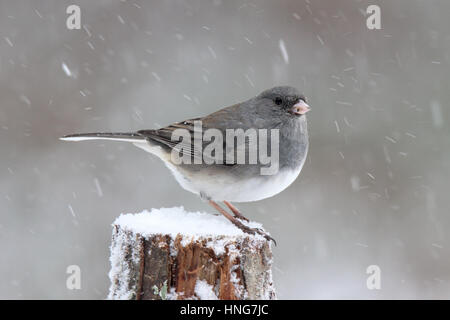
[108, 207, 276, 300]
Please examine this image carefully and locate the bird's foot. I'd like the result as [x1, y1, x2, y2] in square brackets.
[230, 218, 277, 245]
[209, 200, 276, 245]
[223, 201, 249, 222]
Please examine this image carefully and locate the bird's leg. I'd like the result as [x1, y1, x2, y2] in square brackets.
[223, 201, 249, 222]
[208, 200, 276, 245]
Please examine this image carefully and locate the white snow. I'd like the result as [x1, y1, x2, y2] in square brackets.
[207, 46, 217, 59]
[108, 207, 271, 300]
[244, 37, 253, 45]
[384, 136, 397, 144]
[20, 95, 31, 106]
[316, 35, 324, 45]
[61, 62, 72, 77]
[195, 280, 218, 300]
[94, 178, 103, 197]
[68, 204, 76, 217]
[151, 71, 161, 81]
[334, 120, 340, 133]
[350, 175, 360, 192]
[279, 39, 289, 64]
[4, 37, 13, 47]
[244, 74, 255, 87]
[34, 9, 43, 18]
[430, 100, 443, 128]
[114, 206, 263, 238]
[108, 229, 141, 300]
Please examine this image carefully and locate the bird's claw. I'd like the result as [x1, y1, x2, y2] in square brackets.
[259, 230, 277, 246]
[236, 222, 277, 245]
[235, 216, 250, 223]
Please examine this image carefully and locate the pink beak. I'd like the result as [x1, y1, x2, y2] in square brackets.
[291, 100, 310, 115]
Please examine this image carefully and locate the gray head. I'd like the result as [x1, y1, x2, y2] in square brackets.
[256, 86, 310, 117]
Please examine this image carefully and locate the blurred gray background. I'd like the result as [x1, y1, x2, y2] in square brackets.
[1, 0, 449, 299]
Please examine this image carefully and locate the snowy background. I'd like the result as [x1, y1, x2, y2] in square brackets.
[1, 0, 449, 299]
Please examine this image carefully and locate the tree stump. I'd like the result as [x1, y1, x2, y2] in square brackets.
[107, 207, 276, 300]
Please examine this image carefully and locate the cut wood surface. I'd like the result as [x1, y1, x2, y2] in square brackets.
[107, 207, 276, 300]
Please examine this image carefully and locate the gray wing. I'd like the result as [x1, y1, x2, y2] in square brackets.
[138, 102, 278, 166]
[137, 117, 212, 164]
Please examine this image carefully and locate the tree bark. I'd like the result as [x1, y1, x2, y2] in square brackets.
[108, 224, 276, 300]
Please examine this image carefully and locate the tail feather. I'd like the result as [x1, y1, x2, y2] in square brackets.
[60, 132, 146, 143]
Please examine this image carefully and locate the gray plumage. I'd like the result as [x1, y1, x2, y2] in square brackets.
[61, 86, 310, 203]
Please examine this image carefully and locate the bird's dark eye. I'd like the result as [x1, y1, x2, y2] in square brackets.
[274, 97, 283, 105]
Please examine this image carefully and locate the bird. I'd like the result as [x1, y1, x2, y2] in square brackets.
[61, 86, 310, 243]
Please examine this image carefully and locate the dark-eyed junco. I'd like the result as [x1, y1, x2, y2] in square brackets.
[61, 86, 310, 243]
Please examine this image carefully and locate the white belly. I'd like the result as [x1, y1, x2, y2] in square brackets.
[217, 166, 303, 202]
[165, 163, 304, 203]
[135, 140, 305, 203]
